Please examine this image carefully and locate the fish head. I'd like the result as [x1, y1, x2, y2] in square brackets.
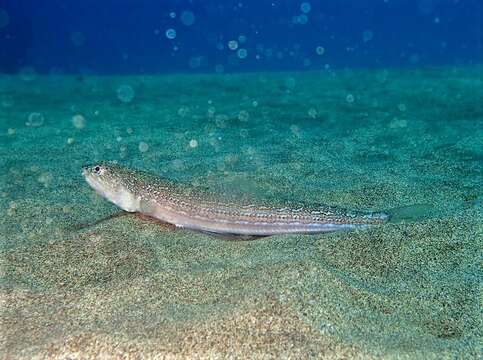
[82, 162, 141, 212]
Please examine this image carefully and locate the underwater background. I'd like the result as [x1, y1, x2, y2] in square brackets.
[1, 1, 482, 359]
[1, 0, 482, 73]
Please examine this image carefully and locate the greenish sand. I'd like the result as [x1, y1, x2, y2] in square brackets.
[0, 67, 482, 359]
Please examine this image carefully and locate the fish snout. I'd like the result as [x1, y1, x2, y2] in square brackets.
[81, 164, 91, 177]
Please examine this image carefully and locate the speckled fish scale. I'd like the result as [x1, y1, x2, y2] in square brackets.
[83, 163, 390, 236]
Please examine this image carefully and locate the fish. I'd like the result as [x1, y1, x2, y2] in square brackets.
[82, 162, 390, 238]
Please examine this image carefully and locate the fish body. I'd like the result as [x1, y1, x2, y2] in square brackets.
[82, 163, 389, 236]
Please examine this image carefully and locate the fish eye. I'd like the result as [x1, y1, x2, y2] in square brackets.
[94, 166, 101, 173]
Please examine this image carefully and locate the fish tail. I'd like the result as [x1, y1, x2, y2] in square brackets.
[384, 198, 480, 223]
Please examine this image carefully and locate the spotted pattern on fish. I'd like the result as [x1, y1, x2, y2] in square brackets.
[82, 162, 389, 236]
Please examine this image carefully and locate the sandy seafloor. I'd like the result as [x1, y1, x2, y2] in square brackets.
[0, 66, 482, 359]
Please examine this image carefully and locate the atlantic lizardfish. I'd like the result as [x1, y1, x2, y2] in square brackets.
[82, 162, 389, 239]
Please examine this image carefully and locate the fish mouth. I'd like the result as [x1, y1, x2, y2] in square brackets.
[81, 164, 91, 177]
[83, 171, 113, 203]
[83, 172, 98, 190]
[81, 166, 101, 192]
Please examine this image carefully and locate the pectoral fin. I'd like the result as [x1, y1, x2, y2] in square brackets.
[71, 211, 129, 231]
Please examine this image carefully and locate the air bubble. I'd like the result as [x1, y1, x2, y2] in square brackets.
[290, 125, 300, 136]
[237, 48, 247, 59]
[300, 2, 311, 13]
[180, 11, 195, 26]
[228, 40, 238, 50]
[72, 114, 86, 129]
[165, 28, 176, 39]
[67, 137, 75, 145]
[389, 118, 408, 129]
[138, 142, 149, 152]
[207, 106, 216, 117]
[316, 46, 325, 55]
[238, 110, 249, 121]
[0, 8, 9, 28]
[215, 114, 228, 128]
[117, 84, 135, 103]
[308, 108, 317, 118]
[346, 94, 355, 103]
[297, 14, 308, 24]
[38, 172, 53, 186]
[409, 54, 420, 64]
[362, 30, 373, 42]
[189, 139, 198, 148]
[26, 112, 45, 127]
[178, 106, 189, 117]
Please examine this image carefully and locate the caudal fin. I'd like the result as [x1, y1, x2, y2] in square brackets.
[386, 198, 481, 223]
[386, 203, 437, 223]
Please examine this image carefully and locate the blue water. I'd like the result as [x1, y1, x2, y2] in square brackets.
[1, 1, 482, 359]
[1, 0, 481, 73]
